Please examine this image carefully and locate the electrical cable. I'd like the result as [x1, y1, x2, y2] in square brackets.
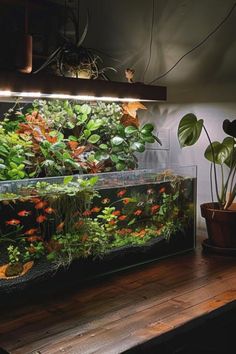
[148, 1, 236, 84]
[142, 0, 155, 82]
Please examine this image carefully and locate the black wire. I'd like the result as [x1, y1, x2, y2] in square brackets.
[142, 0, 155, 82]
[148, 1, 236, 85]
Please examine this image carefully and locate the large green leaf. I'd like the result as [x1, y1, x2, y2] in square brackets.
[115, 161, 126, 170]
[124, 126, 138, 136]
[141, 135, 155, 143]
[141, 123, 154, 134]
[111, 154, 119, 163]
[94, 151, 109, 161]
[88, 134, 100, 144]
[50, 142, 66, 151]
[130, 142, 145, 152]
[87, 119, 102, 131]
[111, 136, 124, 146]
[223, 137, 236, 168]
[99, 144, 108, 150]
[204, 139, 232, 164]
[80, 104, 91, 115]
[223, 119, 236, 138]
[178, 114, 204, 147]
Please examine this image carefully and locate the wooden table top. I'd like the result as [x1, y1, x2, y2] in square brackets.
[1, 234, 236, 354]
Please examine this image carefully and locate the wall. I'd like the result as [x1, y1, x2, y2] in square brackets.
[78, 0, 236, 232]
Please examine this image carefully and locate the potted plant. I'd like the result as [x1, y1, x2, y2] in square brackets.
[177, 114, 236, 251]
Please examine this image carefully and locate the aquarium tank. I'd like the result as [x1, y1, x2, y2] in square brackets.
[0, 96, 196, 300]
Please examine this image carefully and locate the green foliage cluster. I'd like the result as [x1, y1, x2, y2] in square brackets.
[0, 99, 160, 181]
[0, 125, 33, 180]
[178, 114, 236, 209]
[7, 245, 20, 265]
[0, 172, 193, 272]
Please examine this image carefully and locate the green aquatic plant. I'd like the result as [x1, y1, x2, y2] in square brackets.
[161, 220, 184, 241]
[48, 219, 108, 268]
[24, 176, 100, 235]
[23, 241, 46, 262]
[5, 245, 23, 277]
[7, 245, 20, 264]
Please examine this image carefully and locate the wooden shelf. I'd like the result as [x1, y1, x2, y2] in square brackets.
[0, 71, 167, 102]
[1, 234, 236, 353]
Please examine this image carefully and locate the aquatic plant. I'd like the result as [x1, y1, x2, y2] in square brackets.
[5, 245, 23, 277]
[48, 219, 108, 268]
[0, 162, 194, 272]
[23, 241, 46, 262]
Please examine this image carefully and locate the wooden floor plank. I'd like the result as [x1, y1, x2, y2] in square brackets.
[1, 237, 236, 354]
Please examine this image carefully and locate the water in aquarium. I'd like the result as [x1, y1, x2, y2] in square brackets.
[0, 168, 196, 285]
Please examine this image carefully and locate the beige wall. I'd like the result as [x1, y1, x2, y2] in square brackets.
[79, 0, 236, 233]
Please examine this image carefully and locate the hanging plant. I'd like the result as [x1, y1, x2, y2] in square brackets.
[34, 4, 116, 80]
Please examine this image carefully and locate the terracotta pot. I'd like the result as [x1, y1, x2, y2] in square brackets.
[201, 202, 236, 248]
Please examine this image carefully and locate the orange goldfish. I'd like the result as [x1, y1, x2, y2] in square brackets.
[159, 187, 165, 193]
[112, 210, 121, 216]
[27, 236, 43, 242]
[118, 215, 127, 221]
[90, 207, 101, 213]
[101, 198, 110, 204]
[18, 210, 31, 217]
[5, 219, 21, 226]
[31, 197, 42, 204]
[123, 198, 131, 205]
[44, 207, 55, 214]
[117, 228, 132, 235]
[75, 220, 84, 228]
[117, 189, 127, 197]
[83, 210, 92, 217]
[134, 209, 142, 216]
[35, 201, 47, 209]
[36, 215, 47, 223]
[151, 205, 160, 214]
[82, 234, 88, 242]
[56, 222, 65, 232]
[24, 228, 39, 235]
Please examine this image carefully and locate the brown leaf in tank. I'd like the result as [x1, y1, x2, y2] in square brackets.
[120, 114, 139, 127]
[0, 261, 34, 279]
[122, 102, 147, 118]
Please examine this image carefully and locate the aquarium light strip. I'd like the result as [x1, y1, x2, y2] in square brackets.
[0, 90, 151, 102]
[0, 71, 167, 102]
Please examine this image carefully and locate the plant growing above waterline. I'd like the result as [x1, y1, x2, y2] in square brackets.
[0, 99, 160, 179]
[5, 245, 23, 277]
[178, 114, 236, 210]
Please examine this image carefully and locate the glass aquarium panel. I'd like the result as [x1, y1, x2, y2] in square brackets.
[0, 165, 196, 301]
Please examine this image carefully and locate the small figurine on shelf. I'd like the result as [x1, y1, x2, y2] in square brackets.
[125, 68, 135, 83]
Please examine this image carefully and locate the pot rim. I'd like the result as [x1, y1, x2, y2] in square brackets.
[200, 202, 236, 213]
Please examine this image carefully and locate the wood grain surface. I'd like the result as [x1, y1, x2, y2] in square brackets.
[1, 234, 236, 354]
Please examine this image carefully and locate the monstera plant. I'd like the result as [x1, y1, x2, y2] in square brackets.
[178, 114, 236, 250]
